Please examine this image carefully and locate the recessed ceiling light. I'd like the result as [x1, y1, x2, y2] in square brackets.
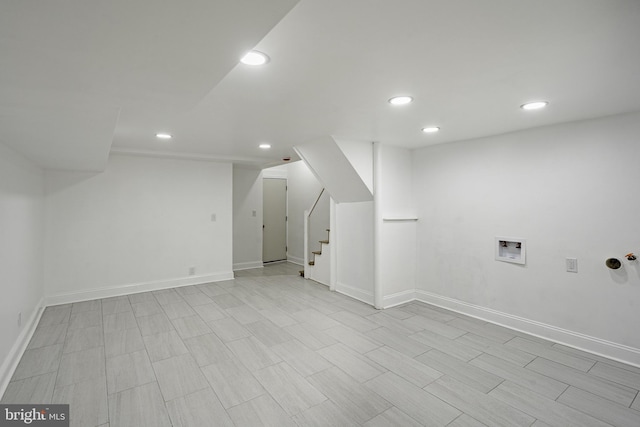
[388, 96, 413, 105]
[241, 50, 269, 66]
[520, 101, 548, 110]
[422, 126, 440, 133]
[155, 133, 172, 139]
[259, 143, 271, 149]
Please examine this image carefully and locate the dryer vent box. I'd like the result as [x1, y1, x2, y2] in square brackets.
[495, 237, 526, 265]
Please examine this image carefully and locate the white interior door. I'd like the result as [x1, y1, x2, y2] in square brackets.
[263, 178, 287, 263]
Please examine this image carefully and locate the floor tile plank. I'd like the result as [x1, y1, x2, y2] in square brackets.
[270, 339, 333, 377]
[1, 372, 56, 404]
[183, 333, 233, 366]
[226, 394, 296, 427]
[365, 345, 442, 387]
[152, 354, 210, 401]
[142, 330, 189, 362]
[526, 357, 637, 406]
[201, 358, 265, 409]
[106, 349, 156, 395]
[415, 349, 503, 393]
[365, 372, 461, 426]
[325, 324, 382, 354]
[253, 362, 327, 416]
[53, 376, 108, 427]
[225, 336, 282, 371]
[366, 327, 431, 357]
[456, 332, 536, 367]
[424, 375, 535, 427]
[362, 407, 423, 427]
[469, 353, 568, 399]
[558, 386, 640, 427]
[108, 382, 171, 427]
[318, 343, 386, 383]
[283, 323, 338, 350]
[307, 366, 392, 424]
[104, 327, 145, 358]
[588, 361, 640, 390]
[166, 388, 234, 427]
[136, 312, 175, 336]
[506, 337, 595, 371]
[292, 399, 359, 426]
[56, 346, 105, 388]
[409, 329, 481, 361]
[489, 381, 614, 427]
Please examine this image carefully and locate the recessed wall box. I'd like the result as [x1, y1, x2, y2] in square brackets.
[495, 237, 526, 265]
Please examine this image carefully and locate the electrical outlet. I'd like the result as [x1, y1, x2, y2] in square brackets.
[18, 312, 22, 327]
[566, 258, 578, 273]
[211, 213, 216, 222]
[189, 266, 196, 276]
[252, 210, 257, 217]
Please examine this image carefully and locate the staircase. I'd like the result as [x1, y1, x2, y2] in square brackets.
[300, 229, 330, 276]
[302, 187, 331, 285]
[308, 229, 330, 266]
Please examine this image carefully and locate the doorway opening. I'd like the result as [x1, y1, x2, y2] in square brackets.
[262, 178, 287, 264]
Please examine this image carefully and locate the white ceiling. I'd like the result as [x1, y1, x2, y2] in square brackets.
[3, 0, 640, 171]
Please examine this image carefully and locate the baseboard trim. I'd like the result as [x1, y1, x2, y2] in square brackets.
[287, 256, 304, 266]
[415, 290, 640, 368]
[336, 282, 374, 305]
[382, 290, 416, 309]
[0, 298, 45, 400]
[233, 261, 263, 271]
[45, 272, 235, 306]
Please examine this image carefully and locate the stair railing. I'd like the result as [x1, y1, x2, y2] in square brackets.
[303, 188, 325, 278]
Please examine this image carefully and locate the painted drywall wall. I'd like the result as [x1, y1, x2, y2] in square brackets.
[285, 160, 325, 265]
[336, 139, 374, 193]
[233, 166, 263, 270]
[377, 145, 416, 306]
[0, 143, 44, 389]
[336, 201, 375, 304]
[44, 154, 233, 302]
[295, 136, 373, 203]
[413, 112, 640, 363]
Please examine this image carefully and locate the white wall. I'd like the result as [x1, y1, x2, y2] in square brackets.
[295, 136, 373, 203]
[377, 145, 416, 306]
[0, 142, 45, 392]
[336, 139, 374, 193]
[45, 154, 233, 302]
[233, 166, 263, 270]
[413, 112, 640, 364]
[285, 160, 325, 265]
[336, 201, 375, 304]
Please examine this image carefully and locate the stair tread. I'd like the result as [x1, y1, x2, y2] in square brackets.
[311, 250, 322, 255]
[319, 240, 329, 244]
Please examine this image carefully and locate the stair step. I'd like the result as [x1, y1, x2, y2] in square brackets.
[308, 261, 315, 266]
[312, 251, 322, 255]
[319, 240, 329, 244]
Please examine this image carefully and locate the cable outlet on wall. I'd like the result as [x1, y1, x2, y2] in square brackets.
[566, 258, 578, 273]
[188, 266, 196, 276]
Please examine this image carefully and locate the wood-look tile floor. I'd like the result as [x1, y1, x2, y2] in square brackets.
[3, 262, 640, 426]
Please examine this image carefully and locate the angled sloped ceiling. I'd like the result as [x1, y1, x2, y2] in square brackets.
[295, 136, 373, 203]
[0, 0, 299, 171]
